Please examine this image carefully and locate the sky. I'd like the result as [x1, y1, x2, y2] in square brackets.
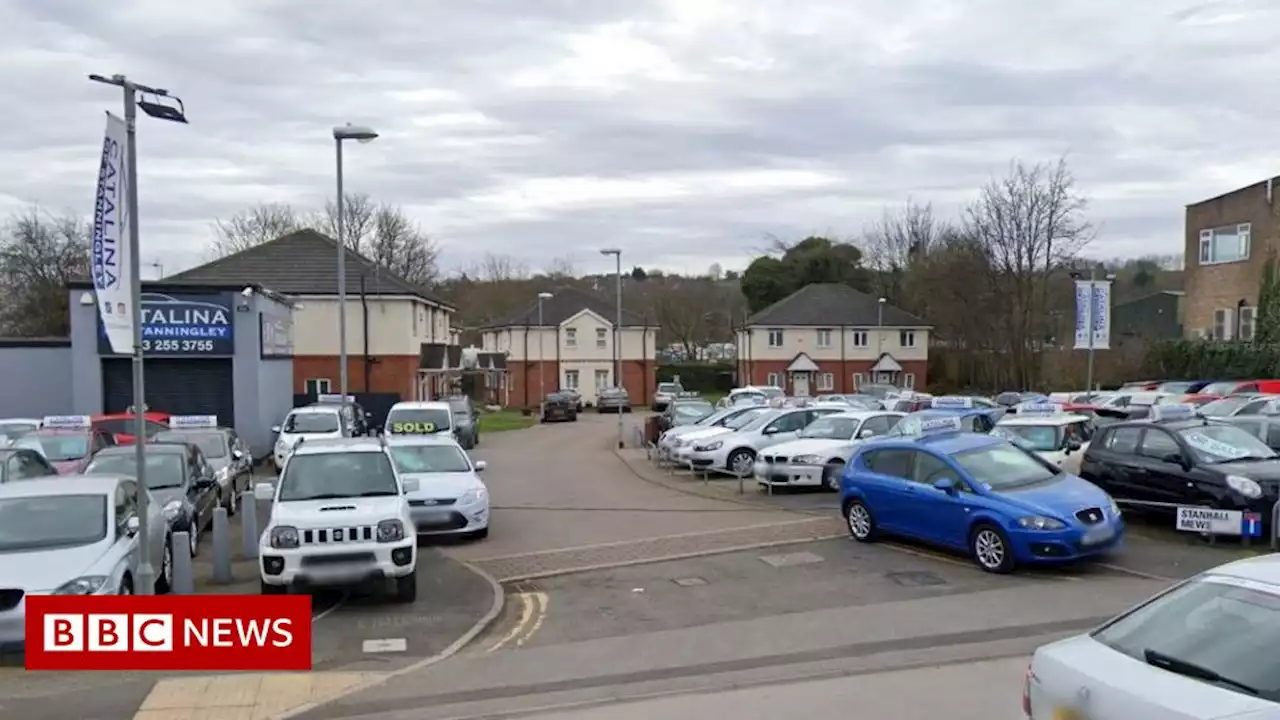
[0, 0, 1277, 279]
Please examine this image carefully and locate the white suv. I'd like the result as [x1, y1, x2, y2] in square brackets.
[254, 437, 420, 602]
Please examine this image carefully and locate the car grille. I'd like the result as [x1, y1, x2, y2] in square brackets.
[761, 455, 787, 464]
[408, 499, 456, 507]
[1075, 507, 1105, 525]
[0, 589, 22, 612]
[415, 511, 468, 531]
[302, 526, 374, 544]
[301, 552, 375, 567]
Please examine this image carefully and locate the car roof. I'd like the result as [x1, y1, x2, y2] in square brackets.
[36, 427, 91, 435]
[0, 474, 124, 497]
[0, 417, 40, 424]
[999, 414, 1089, 426]
[99, 442, 188, 455]
[1210, 553, 1280, 587]
[293, 437, 387, 455]
[868, 432, 1002, 455]
[1106, 417, 1211, 431]
[824, 410, 903, 420]
[289, 405, 341, 416]
[910, 408, 990, 418]
[385, 434, 462, 447]
[389, 401, 451, 410]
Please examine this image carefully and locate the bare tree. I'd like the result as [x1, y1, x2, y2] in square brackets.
[649, 278, 724, 358]
[544, 256, 576, 279]
[365, 205, 441, 287]
[0, 206, 91, 336]
[863, 199, 948, 304]
[209, 203, 302, 258]
[315, 192, 377, 252]
[477, 253, 530, 283]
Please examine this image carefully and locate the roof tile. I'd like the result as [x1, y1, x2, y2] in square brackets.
[746, 283, 928, 327]
[482, 286, 651, 328]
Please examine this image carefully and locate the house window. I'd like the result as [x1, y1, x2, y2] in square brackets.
[596, 328, 607, 349]
[853, 372, 865, 389]
[818, 372, 834, 391]
[816, 329, 833, 348]
[767, 329, 784, 347]
[304, 378, 331, 395]
[850, 331, 868, 348]
[766, 372, 782, 387]
[595, 369, 610, 389]
[899, 330, 916, 348]
[1199, 224, 1250, 265]
[564, 370, 580, 389]
[565, 328, 577, 347]
[1240, 307, 1256, 342]
[904, 373, 916, 390]
[1213, 309, 1234, 340]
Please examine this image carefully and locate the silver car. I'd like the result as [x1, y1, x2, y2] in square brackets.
[595, 387, 632, 413]
[0, 475, 171, 650]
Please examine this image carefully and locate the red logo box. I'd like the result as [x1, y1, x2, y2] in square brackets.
[24, 595, 311, 671]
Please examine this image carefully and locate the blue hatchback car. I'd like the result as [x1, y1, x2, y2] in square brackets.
[840, 415, 1124, 573]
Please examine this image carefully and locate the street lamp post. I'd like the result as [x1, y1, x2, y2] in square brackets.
[537, 292, 553, 401]
[89, 73, 188, 595]
[599, 248, 623, 448]
[332, 124, 379, 398]
[876, 297, 886, 385]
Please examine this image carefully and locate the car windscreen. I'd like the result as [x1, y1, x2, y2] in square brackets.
[283, 412, 341, 434]
[33, 434, 90, 461]
[389, 444, 472, 474]
[657, 383, 681, 394]
[730, 392, 765, 405]
[95, 419, 168, 437]
[1157, 382, 1194, 394]
[799, 417, 860, 440]
[758, 387, 785, 399]
[723, 409, 766, 429]
[0, 422, 38, 438]
[1177, 424, 1279, 463]
[738, 411, 782, 432]
[153, 431, 227, 458]
[995, 424, 1062, 452]
[278, 452, 398, 500]
[86, 453, 187, 489]
[952, 442, 1058, 489]
[1198, 396, 1256, 417]
[0, 494, 107, 550]
[386, 408, 452, 434]
[1091, 575, 1280, 702]
[1200, 381, 1242, 396]
[673, 403, 714, 419]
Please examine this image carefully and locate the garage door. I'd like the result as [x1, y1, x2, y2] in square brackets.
[102, 358, 235, 428]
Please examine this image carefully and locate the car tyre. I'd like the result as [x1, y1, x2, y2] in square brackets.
[394, 571, 417, 603]
[155, 538, 173, 594]
[260, 580, 286, 595]
[225, 486, 237, 517]
[119, 575, 134, 595]
[726, 448, 755, 476]
[970, 523, 1016, 574]
[844, 499, 877, 542]
[187, 521, 200, 558]
[821, 460, 845, 492]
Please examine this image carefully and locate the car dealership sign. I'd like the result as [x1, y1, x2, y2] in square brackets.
[99, 292, 235, 356]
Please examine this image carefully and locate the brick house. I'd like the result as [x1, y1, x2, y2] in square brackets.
[735, 284, 930, 394]
[479, 287, 658, 408]
[166, 229, 460, 399]
[1184, 175, 1279, 340]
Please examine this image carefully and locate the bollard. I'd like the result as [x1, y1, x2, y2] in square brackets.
[171, 531, 195, 594]
[211, 508, 232, 583]
[1272, 499, 1280, 552]
[241, 491, 259, 559]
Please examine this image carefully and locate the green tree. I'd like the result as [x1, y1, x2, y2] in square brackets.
[1255, 251, 1280, 344]
[740, 236, 870, 312]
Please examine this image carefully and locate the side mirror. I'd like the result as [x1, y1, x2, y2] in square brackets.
[253, 482, 275, 501]
[933, 477, 958, 493]
[474, 460, 487, 472]
[859, 429, 875, 439]
[125, 515, 140, 536]
[1065, 439, 1082, 453]
[271, 425, 282, 434]
[402, 477, 420, 494]
[232, 449, 245, 460]
[762, 427, 778, 435]
[1161, 452, 1187, 467]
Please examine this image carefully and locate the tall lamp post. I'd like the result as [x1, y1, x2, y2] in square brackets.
[876, 297, 886, 385]
[599, 248, 623, 448]
[537, 292, 553, 401]
[332, 124, 379, 398]
[89, 73, 188, 595]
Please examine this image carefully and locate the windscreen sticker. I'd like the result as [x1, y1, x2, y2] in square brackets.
[1182, 432, 1246, 458]
[390, 421, 436, 434]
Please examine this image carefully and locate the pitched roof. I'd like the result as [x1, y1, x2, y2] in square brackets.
[482, 286, 651, 329]
[746, 283, 928, 327]
[164, 229, 453, 309]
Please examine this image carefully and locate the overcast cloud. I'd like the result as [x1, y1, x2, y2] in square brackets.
[0, 0, 1276, 277]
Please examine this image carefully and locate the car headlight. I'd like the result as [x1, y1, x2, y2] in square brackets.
[791, 454, 823, 465]
[377, 519, 406, 542]
[54, 576, 110, 595]
[696, 440, 723, 452]
[162, 500, 184, 521]
[269, 525, 300, 549]
[460, 486, 488, 505]
[1226, 475, 1263, 499]
[215, 467, 230, 482]
[1017, 516, 1066, 530]
[274, 440, 287, 454]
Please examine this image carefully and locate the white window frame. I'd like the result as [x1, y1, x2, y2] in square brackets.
[766, 372, 782, 387]
[1199, 224, 1251, 266]
[899, 330, 916, 348]
[564, 370, 580, 389]
[767, 329, 784, 348]
[596, 328, 607, 349]
[1239, 307, 1256, 342]
[816, 329, 833, 348]
[565, 328, 577, 347]
[851, 330, 869, 348]
[817, 372, 834, 391]
[594, 368, 610, 389]
[305, 378, 332, 395]
[1213, 309, 1235, 341]
[904, 373, 916, 390]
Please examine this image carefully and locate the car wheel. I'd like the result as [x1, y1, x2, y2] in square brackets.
[394, 571, 417, 603]
[225, 486, 237, 517]
[821, 460, 845, 492]
[260, 580, 286, 595]
[970, 523, 1016, 574]
[188, 521, 199, 558]
[844, 499, 877, 542]
[118, 575, 134, 595]
[726, 448, 755, 476]
[155, 539, 172, 594]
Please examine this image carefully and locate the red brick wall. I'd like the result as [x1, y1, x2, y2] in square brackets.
[293, 355, 420, 397]
[736, 359, 928, 393]
[505, 359, 656, 409]
[622, 359, 656, 406]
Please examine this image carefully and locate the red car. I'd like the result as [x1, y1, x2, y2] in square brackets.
[28, 417, 117, 474]
[93, 410, 171, 445]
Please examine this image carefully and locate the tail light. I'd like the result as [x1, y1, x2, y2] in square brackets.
[1022, 663, 1033, 716]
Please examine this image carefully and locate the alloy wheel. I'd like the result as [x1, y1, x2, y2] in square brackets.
[974, 529, 1005, 569]
[847, 504, 871, 539]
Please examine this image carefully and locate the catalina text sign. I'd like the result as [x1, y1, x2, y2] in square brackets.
[99, 292, 235, 356]
[92, 113, 132, 355]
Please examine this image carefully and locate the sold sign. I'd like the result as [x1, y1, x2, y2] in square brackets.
[390, 421, 436, 434]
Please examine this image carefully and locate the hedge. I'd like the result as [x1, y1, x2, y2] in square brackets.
[656, 362, 736, 393]
[1145, 339, 1280, 380]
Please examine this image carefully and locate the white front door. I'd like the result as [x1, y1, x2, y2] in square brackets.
[793, 373, 810, 397]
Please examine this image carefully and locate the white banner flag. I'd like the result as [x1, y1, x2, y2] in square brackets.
[1073, 279, 1112, 350]
[92, 112, 133, 355]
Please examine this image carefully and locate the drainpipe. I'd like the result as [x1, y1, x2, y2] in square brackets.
[360, 274, 371, 392]
[523, 322, 530, 409]
[839, 324, 847, 393]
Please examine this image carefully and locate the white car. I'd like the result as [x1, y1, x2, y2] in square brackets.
[995, 403, 1092, 475]
[684, 407, 846, 476]
[754, 410, 906, 490]
[1025, 553, 1280, 719]
[271, 406, 347, 469]
[660, 405, 769, 457]
[385, 400, 456, 439]
[717, 388, 768, 409]
[255, 437, 419, 602]
[385, 434, 489, 540]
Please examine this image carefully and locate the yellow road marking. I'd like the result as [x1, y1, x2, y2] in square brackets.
[486, 591, 534, 653]
[515, 592, 549, 648]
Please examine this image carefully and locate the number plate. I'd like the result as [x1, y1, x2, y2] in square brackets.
[1081, 525, 1115, 545]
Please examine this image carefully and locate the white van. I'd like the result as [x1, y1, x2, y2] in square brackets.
[271, 406, 346, 470]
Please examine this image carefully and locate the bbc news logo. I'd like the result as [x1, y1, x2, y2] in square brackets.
[25, 595, 311, 671]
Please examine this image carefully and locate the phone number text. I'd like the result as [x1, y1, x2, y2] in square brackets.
[142, 339, 217, 353]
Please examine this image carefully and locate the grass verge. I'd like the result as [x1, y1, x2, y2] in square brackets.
[478, 410, 537, 433]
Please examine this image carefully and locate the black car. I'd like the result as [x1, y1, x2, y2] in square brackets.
[151, 426, 254, 515]
[0, 446, 57, 483]
[541, 393, 579, 423]
[446, 395, 479, 449]
[85, 441, 221, 559]
[1079, 407, 1280, 527]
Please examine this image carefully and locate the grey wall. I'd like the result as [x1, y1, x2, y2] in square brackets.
[0, 345, 73, 416]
